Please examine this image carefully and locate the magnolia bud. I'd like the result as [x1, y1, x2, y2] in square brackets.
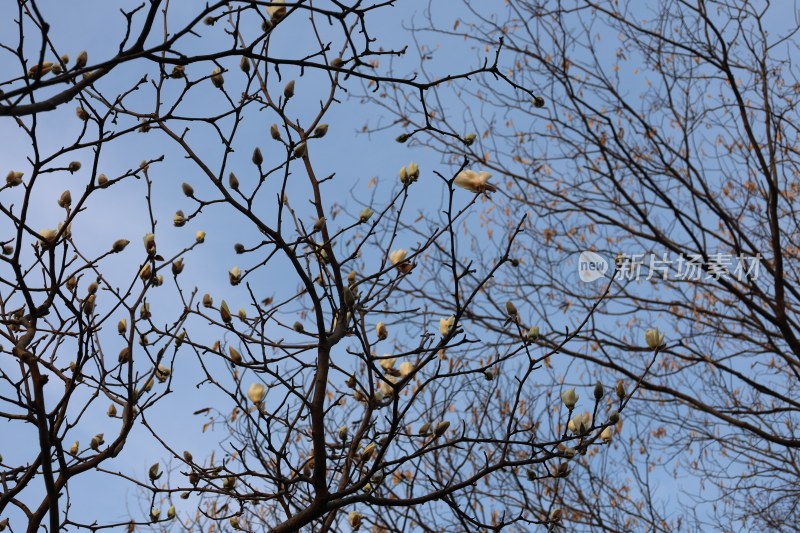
[434, 420, 450, 438]
[464, 133, 477, 145]
[229, 266, 241, 285]
[143, 233, 156, 255]
[314, 123, 328, 137]
[167, 505, 176, 519]
[118, 347, 131, 363]
[68, 161, 81, 172]
[283, 79, 295, 99]
[143, 377, 154, 392]
[172, 258, 184, 275]
[97, 174, 108, 187]
[107, 404, 117, 417]
[526, 326, 540, 341]
[549, 508, 562, 523]
[203, 293, 213, 307]
[230, 517, 240, 529]
[252, 146, 263, 166]
[195, 230, 206, 243]
[561, 388, 578, 409]
[173, 210, 186, 227]
[439, 316, 455, 336]
[293, 321, 304, 332]
[112, 239, 129, 252]
[532, 95, 545, 108]
[75, 50, 88, 69]
[150, 507, 161, 521]
[171, 65, 186, 78]
[223, 476, 236, 490]
[293, 142, 307, 158]
[312, 216, 326, 233]
[57, 190, 72, 208]
[5, 170, 23, 186]
[389, 248, 407, 265]
[270, 123, 281, 140]
[239, 56, 250, 73]
[594, 381, 604, 400]
[183, 450, 193, 462]
[418, 422, 431, 436]
[76, 106, 89, 121]
[348, 511, 363, 529]
[69, 441, 79, 455]
[90, 433, 104, 450]
[331, 57, 345, 67]
[600, 426, 613, 443]
[398, 361, 414, 377]
[343, 286, 355, 308]
[248, 382, 266, 403]
[609, 410, 620, 424]
[82, 294, 96, 316]
[505, 300, 518, 317]
[229, 345, 242, 363]
[140, 301, 150, 320]
[395, 133, 410, 143]
[181, 182, 194, 196]
[484, 369, 495, 381]
[1, 244, 11, 255]
[156, 364, 170, 383]
[358, 207, 374, 223]
[148, 462, 161, 481]
[407, 161, 419, 180]
[399, 165, 408, 183]
[376, 322, 388, 341]
[338, 425, 348, 441]
[220, 300, 232, 323]
[615, 380, 626, 401]
[139, 263, 152, 281]
[645, 328, 665, 349]
[228, 172, 239, 190]
[346, 374, 356, 388]
[176, 329, 186, 347]
[211, 67, 224, 88]
[361, 442, 376, 462]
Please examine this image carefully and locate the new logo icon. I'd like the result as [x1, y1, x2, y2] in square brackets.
[577, 251, 608, 282]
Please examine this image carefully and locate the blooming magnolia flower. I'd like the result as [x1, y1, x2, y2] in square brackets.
[248, 383, 266, 404]
[389, 249, 407, 265]
[561, 388, 578, 409]
[440, 316, 455, 336]
[454, 169, 497, 193]
[645, 328, 665, 349]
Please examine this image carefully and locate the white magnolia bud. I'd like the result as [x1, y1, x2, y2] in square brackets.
[376, 322, 388, 340]
[195, 230, 206, 243]
[645, 328, 665, 349]
[439, 316, 455, 336]
[389, 248, 407, 265]
[338, 425, 348, 441]
[211, 67, 224, 88]
[150, 507, 161, 521]
[5, 170, 23, 186]
[229, 266, 242, 285]
[248, 382, 266, 403]
[348, 511, 363, 529]
[69, 441, 79, 455]
[526, 325, 540, 341]
[358, 207, 374, 223]
[600, 426, 613, 443]
[398, 361, 414, 377]
[561, 388, 578, 409]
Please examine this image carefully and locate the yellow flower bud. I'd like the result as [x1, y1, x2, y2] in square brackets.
[248, 382, 266, 403]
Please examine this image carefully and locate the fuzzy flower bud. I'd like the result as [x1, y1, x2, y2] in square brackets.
[561, 388, 578, 410]
[248, 382, 266, 403]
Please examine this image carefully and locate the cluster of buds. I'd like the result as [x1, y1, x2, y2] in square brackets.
[399, 162, 420, 185]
